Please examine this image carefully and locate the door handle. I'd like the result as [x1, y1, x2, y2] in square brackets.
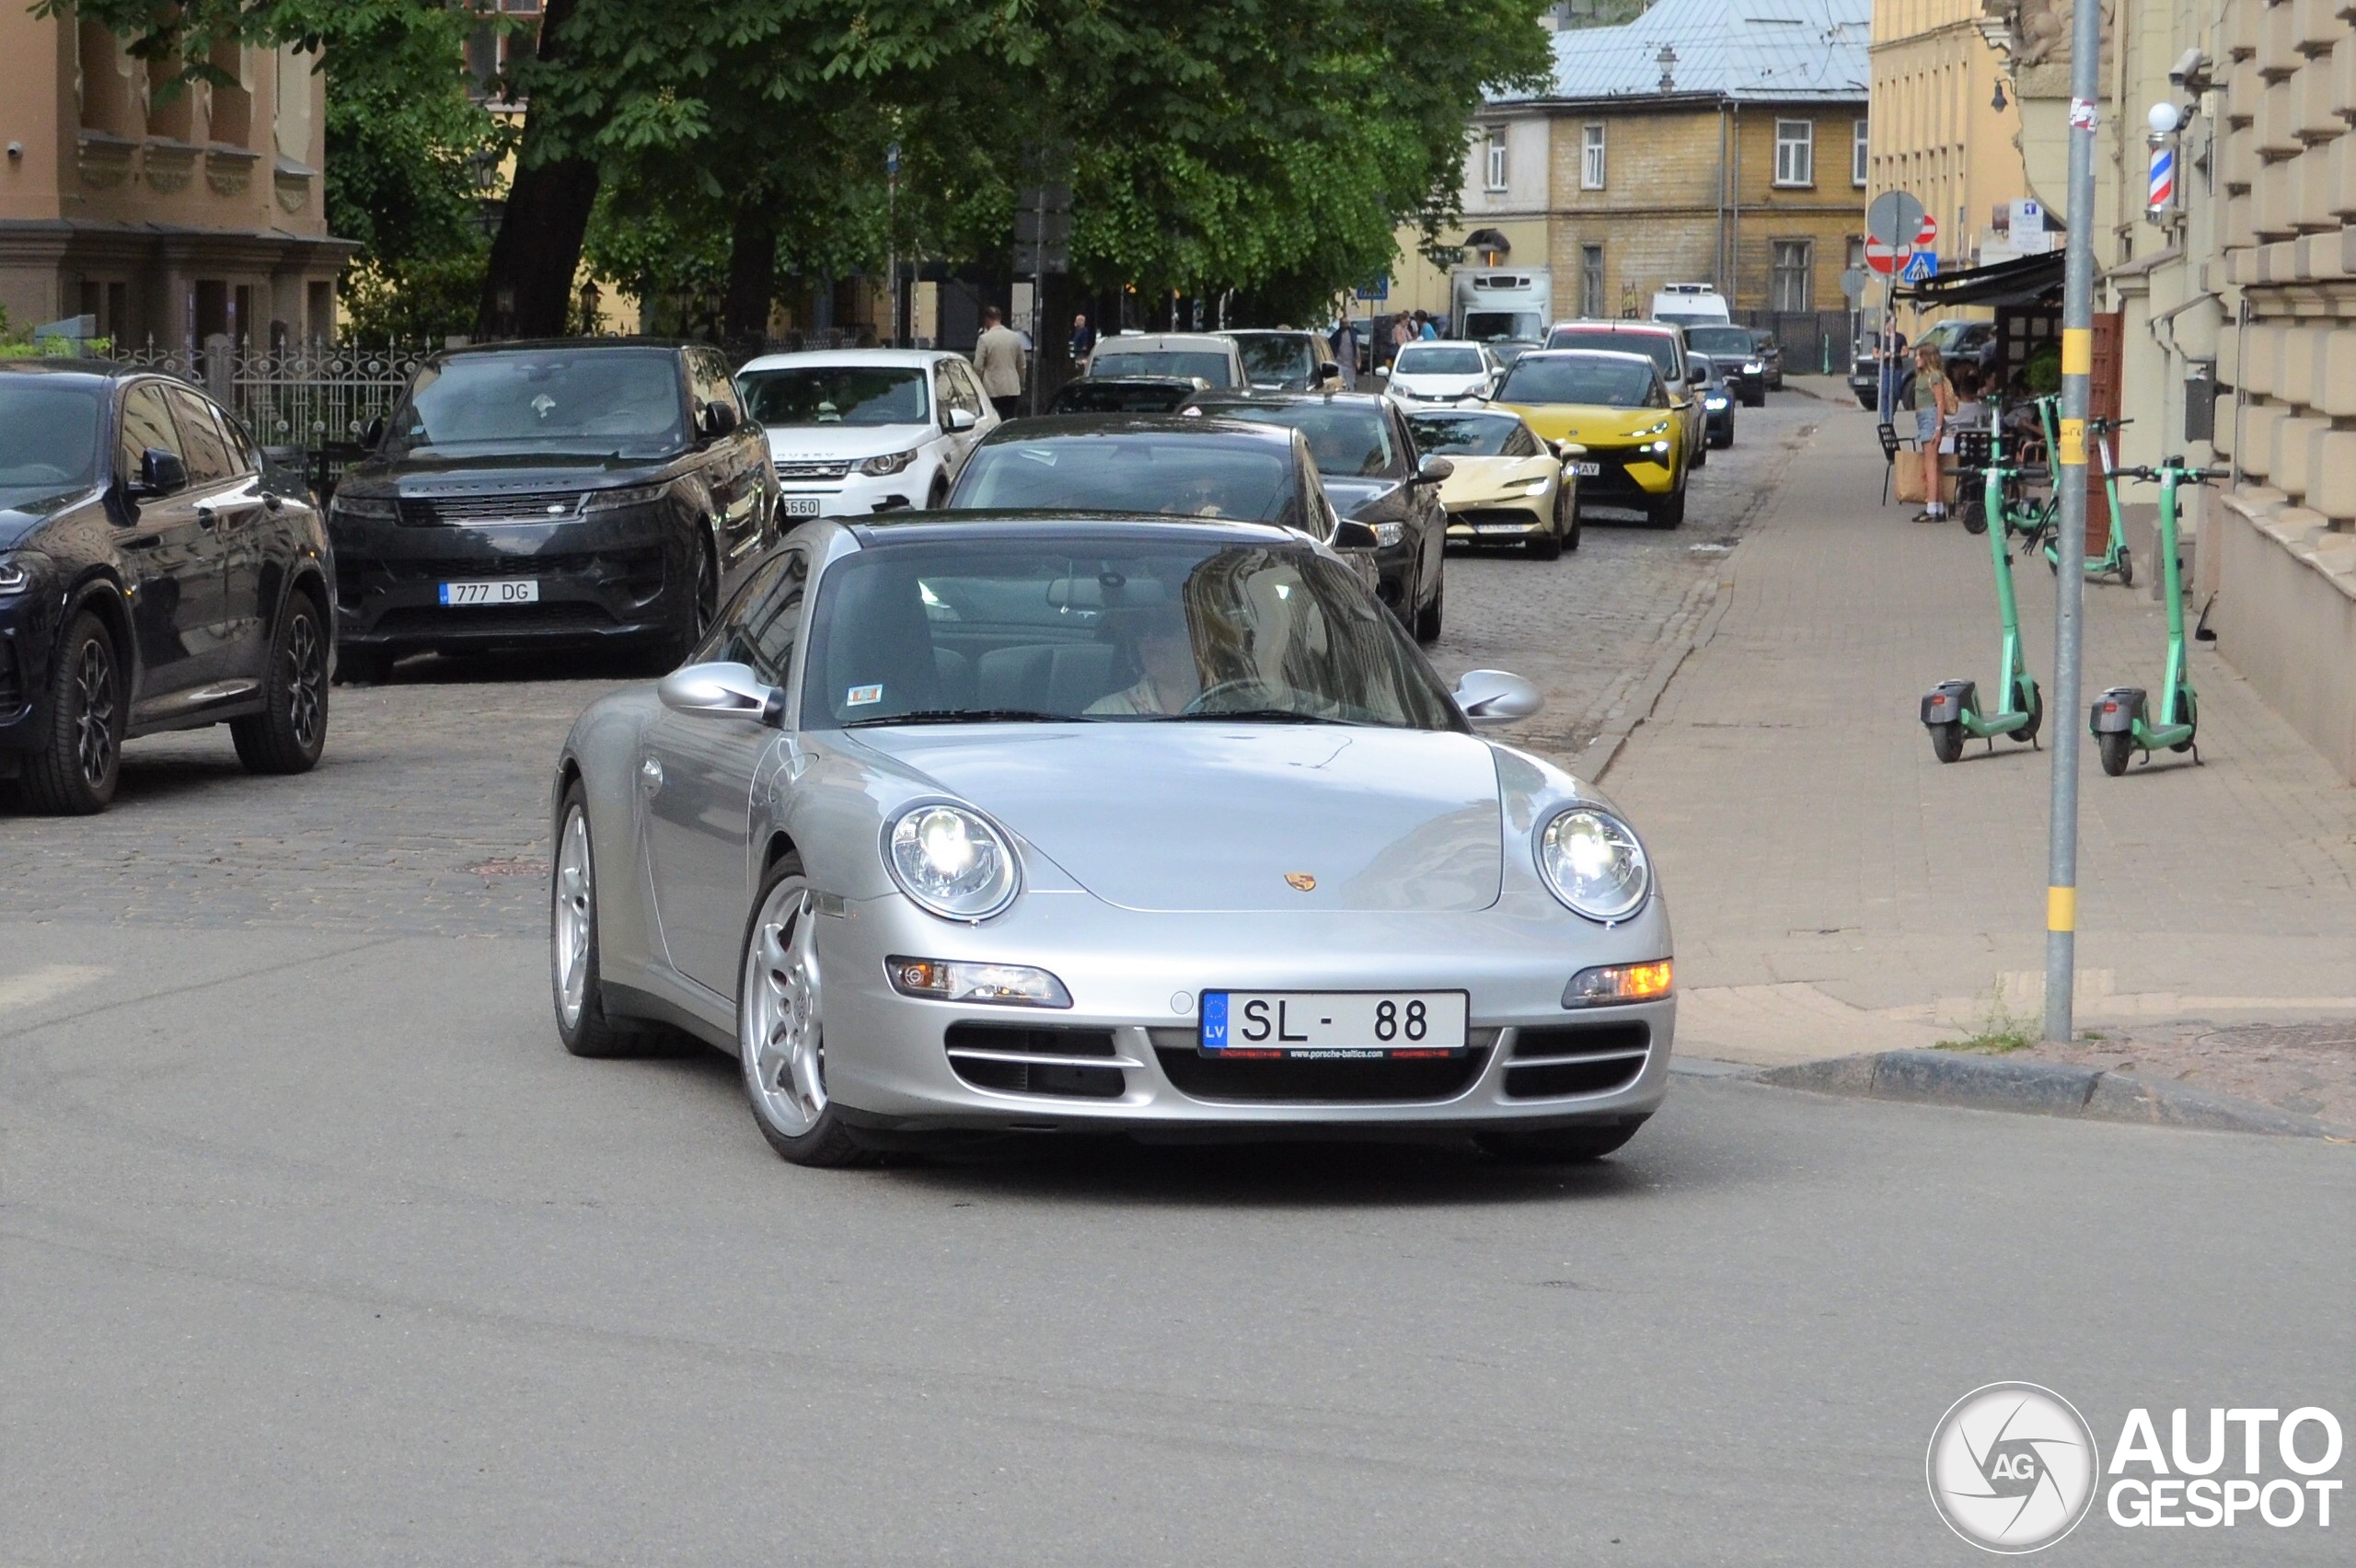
[639, 755, 664, 793]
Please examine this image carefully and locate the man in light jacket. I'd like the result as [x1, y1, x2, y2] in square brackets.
[974, 306, 1028, 421]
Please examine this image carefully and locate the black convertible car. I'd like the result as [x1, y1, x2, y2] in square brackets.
[0, 361, 333, 813]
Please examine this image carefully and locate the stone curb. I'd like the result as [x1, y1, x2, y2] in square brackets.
[1749, 1050, 2356, 1140]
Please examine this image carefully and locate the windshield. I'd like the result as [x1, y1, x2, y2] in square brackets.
[1463, 309, 1543, 341]
[803, 536, 1461, 729]
[738, 365, 929, 427]
[1193, 401, 1393, 478]
[0, 381, 103, 495]
[1489, 340, 1540, 367]
[388, 350, 685, 458]
[1089, 351, 1235, 388]
[1496, 355, 1657, 408]
[1544, 328, 1678, 377]
[1394, 345, 1484, 376]
[948, 436, 1296, 522]
[1048, 380, 1196, 414]
[1684, 327, 1755, 357]
[1406, 412, 1522, 456]
[1231, 335, 1316, 386]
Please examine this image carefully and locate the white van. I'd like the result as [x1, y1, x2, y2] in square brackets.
[1649, 283, 1731, 328]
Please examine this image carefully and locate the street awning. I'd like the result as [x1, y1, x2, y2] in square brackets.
[1896, 250, 2064, 309]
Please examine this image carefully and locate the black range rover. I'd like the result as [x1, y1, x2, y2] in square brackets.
[327, 340, 779, 680]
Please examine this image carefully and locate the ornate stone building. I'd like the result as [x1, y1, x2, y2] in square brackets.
[0, 14, 353, 350]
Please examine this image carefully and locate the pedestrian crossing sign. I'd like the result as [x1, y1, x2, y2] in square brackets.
[1900, 251, 1939, 282]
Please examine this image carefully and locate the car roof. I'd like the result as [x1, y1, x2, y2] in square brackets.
[845, 512, 1304, 549]
[1190, 389, 1388, 409]
[973, 412, 1297, 444]
[439, 337, 685, 359]
[0, 360, 126, 383]
[1061, 375, 1205, 388]
[1218, 328, 1319, 339]
[1506, 348, 1660, 370]
[1395, 339, 1486, 350]
[1548, 319, 1680, 337]
[1403, 405, 1518, 421]
[735, 347, 958, 372]
[1093, 333, 1235, 352]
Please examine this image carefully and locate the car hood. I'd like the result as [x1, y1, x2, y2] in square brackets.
[0, 487, 92, 548]
[1318, 474, 1409, 520]
[341, 453, 680, 497]
[1438, 455, 1557, 507]
[1493, 402, 1669, 444]
[1389, 374, 1487, 398]
[849, 724, 1503, 913]
[762, 423, 936, 462]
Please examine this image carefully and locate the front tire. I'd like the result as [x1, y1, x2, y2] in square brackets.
[1478, 1118, 1646, 1164]
[1413, 571, 1444, 643]
[551, 784, 652, 1058]
[740, 856, 872, 1168]
[20, 610, 121, 814]
[231, 594, 329, 775]
[1528, 492, 1565, 561]
[1647, 485, 1687, 529]
[653, 536, 720, 673]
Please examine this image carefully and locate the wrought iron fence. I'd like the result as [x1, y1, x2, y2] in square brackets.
[116, 340, 430, 498]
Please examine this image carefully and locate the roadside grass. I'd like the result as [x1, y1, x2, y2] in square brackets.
[1935, 981, 2038, 1055]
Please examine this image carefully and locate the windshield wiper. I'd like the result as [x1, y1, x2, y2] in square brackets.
[842, 709, 1090, 728]
[1167, 709, 1356, 725]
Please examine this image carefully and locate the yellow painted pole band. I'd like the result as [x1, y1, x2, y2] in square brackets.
[2056, 417, 2087, 467]
[2061, 328, 2092, 376]
[2047, 886, 2077, 932]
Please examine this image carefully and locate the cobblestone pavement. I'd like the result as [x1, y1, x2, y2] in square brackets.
[0, 397, 1816, 937]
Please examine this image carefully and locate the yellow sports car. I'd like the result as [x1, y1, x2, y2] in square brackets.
[1491, 349, 1692, 527]
[1406, 408, 1580, 559]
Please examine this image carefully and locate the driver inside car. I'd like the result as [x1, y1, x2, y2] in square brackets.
[1086, 608, 1204, 716]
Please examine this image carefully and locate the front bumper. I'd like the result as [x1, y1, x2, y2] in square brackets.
[773, 464, 935, 521]
[1445, 494, 1551, 540]
[331, 504, 692, 652]
[0, 586, 56, 757]
[813, 888, 1675, 1136]
[1568, 445, 1676, 503]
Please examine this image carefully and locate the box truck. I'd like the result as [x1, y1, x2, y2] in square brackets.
[1451, 268, 1552, 343]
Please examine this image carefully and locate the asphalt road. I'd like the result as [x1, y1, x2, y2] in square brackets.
[6, 390, 2347, 1562]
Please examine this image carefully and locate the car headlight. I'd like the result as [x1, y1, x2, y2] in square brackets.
[582, 482, 671, 513]
[885, 802, 1020, 920]
[1369, 520, 1405, 547]
[1536, 807, 1651, 922]
[1635, 420, 1669, 439]
[1705, 394, 1728, 409]
[0, 554, 40, 595]
[328, 491, 396, 523]
[886, 956, 1071, 1007]
[860, 448, 920, 477]
[1517, 476, 1553, 495]
[1647, 441, 1671, 455]
[1744, 361, 1763, 374]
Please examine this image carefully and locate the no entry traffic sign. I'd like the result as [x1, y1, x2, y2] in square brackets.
[1865, 234, 1908, 275]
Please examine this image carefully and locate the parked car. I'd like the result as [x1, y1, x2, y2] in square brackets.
[1378, 340, 1499, 408]
[1691, 355, 1737, 449]
[1849, 344, 1915, 412]
[1045, 375, 1206, 415]
[1758, 335, 1785, 389]
[1487, 339, 1544, 370]
[0, 361, 334, 813]
[1681, 324, 1768, 407]
[1648, 282, 1732, 329]
[1406, 407, 1580, 559]
[549, 513, 1672, 1167]
[1542, 319, 1708, 469]
[1085, 332, 1247, 392]
[1491, 350, 1692, 528]
[1185, 391, 1451, 642]
[327, 340, 779, 683]
[735, 348, 997, 519]
[1219, 329, 1342, 392]
[1920, 318, 1999, 378]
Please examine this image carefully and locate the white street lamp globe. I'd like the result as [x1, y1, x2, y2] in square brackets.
[2147, 101, 2181, 135]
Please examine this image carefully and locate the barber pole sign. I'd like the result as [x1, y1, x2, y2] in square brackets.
[2148, 144, 2177, 214]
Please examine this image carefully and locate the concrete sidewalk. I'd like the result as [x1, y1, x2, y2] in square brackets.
[1601, 401, 2356, 1068]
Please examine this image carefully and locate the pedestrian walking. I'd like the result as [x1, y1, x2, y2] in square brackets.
[974, 306, 1028, 423]
[1069, 312, 1096, 364]
[1418, 312, 1438, 341]
[1911, 342, 1957, 524]
[1329, 317, 1358, 389]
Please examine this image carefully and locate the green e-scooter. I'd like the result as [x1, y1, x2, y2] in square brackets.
[2038, 406, 2135, 585]
[2088, 457, 2226, 776]
[1922, 427, 2045, 764]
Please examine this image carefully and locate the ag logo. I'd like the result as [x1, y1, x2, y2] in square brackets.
[1927, 1383, 2100, 1553]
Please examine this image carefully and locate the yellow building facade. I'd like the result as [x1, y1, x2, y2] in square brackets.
[1866, 0, 2038, 276]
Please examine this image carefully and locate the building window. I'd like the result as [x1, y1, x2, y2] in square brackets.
[1581, 244, 1605, 317]
[1853, 119, 1869, 187]
[1484, 131, 1508, 192]
[1845, 235, 1866, 273]
[1581, 123, 1606, 190]
[1771, 240, 1814, 312]
[1774, 120, 1815, 187]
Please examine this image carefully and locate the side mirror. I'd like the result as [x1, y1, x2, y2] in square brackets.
[698, 400, 740, 439]
[656, 661, 782, 725]
[1374, 364, 1391, 378]
[1686, 365, 1709, 385]
[360, 416, 386, 450]
[133, 447, 188, 497]
[1414, 455, 1454, 484]
[1318, 362, 1342, 384]
[1552, 439, 1587, 461]
[1451, 668, 1543, 729]
[946, 406, 978, 432]
[1332, 518, 1380, 551]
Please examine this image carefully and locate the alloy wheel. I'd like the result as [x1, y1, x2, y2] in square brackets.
[284, 612, 326, 751]
[553, 807, 594, 1030]
[74, 637, 116, 788]
[743, 879, 826, 1136]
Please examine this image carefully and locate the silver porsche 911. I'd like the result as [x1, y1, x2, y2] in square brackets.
[549, 514, 1674, 1166]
